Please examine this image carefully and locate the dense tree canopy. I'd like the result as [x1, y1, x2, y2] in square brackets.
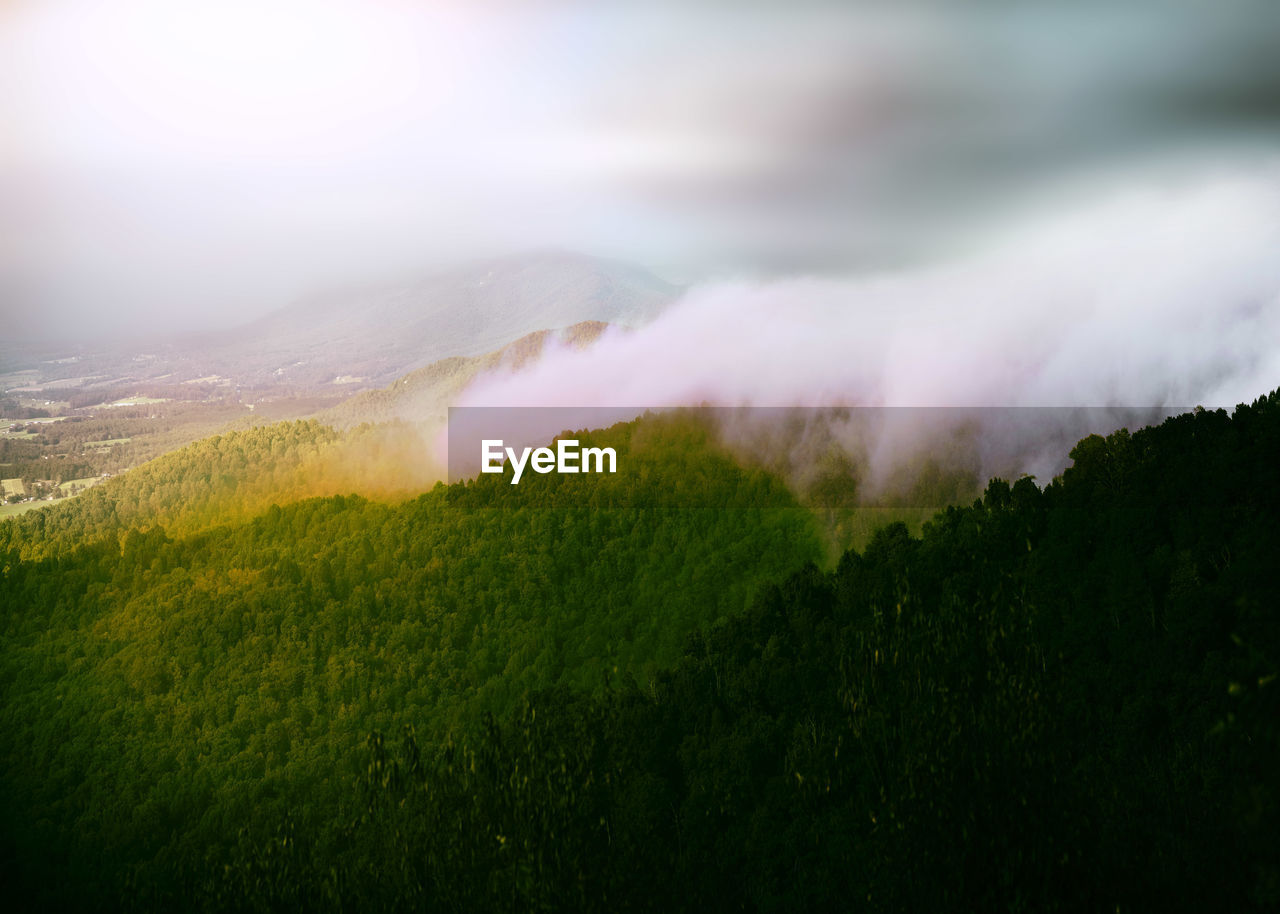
[0, 414, 820, 910]
[2, 393, 1278, 911]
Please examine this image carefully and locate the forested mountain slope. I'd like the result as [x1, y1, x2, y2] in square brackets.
[0, 415, 821, 910]
[315, 320, 609, 429]
[3, 394, 1279, 911]
[0, 420, 438, 559]
[196, 393, 1278, 912]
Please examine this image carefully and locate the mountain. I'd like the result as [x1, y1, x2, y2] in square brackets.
[1, 252, 678, 396]
[0, 413, 822, 910]
[191, 252, 677, 388]
[5, 393, 1280, 911]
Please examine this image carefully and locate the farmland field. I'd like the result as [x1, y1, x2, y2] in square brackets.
[57, 476, 103, 494]
[82, 437, 133, 448]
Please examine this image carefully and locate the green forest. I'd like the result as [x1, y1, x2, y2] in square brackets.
[2, 396, 1278, 911]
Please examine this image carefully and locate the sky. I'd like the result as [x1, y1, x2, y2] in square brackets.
[2, 0, 1279, 337]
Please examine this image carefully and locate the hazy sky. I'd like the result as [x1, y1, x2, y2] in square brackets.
[2, 0, 1279, 337]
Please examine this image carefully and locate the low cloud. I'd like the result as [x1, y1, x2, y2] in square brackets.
[458, 168, 1280, 493]
[462, 169, 1280, 412]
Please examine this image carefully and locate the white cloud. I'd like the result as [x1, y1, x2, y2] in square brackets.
[462, 168, 1280, 411]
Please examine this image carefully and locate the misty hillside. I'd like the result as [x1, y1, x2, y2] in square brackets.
[196, 252, 676, 388]
[316, 320, 610, 429]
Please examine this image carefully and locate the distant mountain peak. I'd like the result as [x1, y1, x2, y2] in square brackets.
[216, 252, 678, 388]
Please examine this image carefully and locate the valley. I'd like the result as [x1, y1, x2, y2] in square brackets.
[0, 254, 665, 519]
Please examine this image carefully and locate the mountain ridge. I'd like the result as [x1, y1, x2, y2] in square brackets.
[314, 319, 611, 429]
[195, 251, 677, 388]
[2, 252, 678, 394]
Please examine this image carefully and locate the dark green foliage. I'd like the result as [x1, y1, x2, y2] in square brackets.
[0, 413, 819, 910]
[4, 393, 1280, 911]
[202, 392, 1279, 912]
